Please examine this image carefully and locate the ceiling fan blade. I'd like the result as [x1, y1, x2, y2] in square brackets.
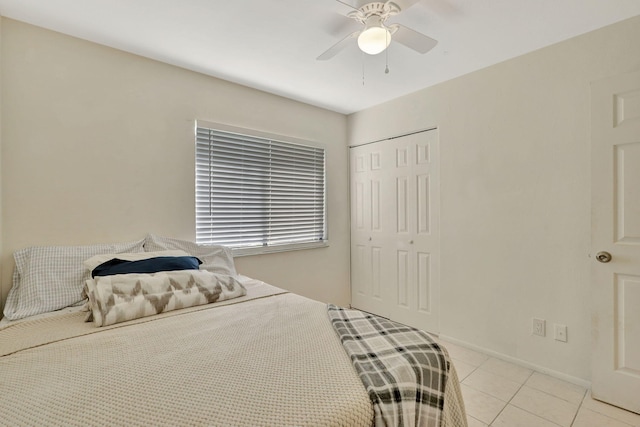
[335, 0, 359, 11]
[316, 31, 360, 60]
[387, 0, 421, 12]
[389, 24, 438, 54]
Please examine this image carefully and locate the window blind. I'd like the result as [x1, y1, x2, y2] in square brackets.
[196, 126, 326, 250]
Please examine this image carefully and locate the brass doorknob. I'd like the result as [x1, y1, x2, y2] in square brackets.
[596, 251, 612, 263]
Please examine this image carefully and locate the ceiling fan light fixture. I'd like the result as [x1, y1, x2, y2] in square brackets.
[357, 16, 391, 55]
[358, 26, 391, 55]
[316, 1, 438, 61]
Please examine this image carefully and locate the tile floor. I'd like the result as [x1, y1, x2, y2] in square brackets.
[438, 340, 640, 427]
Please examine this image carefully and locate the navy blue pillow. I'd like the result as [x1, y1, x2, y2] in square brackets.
[91, 256, 202, 278]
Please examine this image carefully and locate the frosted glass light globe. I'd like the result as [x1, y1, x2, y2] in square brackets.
[357, 26, 391, 55]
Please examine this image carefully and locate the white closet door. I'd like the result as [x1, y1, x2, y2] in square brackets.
[386, 131, 440, 333]
[350, 130, 440, 333]
[350, 143, 392, 317]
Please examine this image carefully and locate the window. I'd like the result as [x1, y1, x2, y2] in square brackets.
[195, 123, 327, 255]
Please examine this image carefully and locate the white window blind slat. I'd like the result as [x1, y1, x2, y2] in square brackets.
[195, 126, 326, 250]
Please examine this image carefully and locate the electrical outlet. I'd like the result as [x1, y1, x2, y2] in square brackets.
[532, 318, 545, 337]
[554, 324, 568, 342]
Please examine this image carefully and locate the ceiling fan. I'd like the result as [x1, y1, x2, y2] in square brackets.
[317, 0, 438, 60]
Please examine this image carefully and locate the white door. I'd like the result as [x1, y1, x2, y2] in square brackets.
[591, 70, 640, 414]
[350, 142, 393, 317]
[350, 130, 440, 333]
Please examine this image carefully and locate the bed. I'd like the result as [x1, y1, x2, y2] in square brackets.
[0, 235, 467, 427]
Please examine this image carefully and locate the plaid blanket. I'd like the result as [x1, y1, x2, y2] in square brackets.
[328, 304, 451, 427]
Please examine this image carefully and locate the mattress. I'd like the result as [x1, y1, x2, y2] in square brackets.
[0, 277, 466, 426]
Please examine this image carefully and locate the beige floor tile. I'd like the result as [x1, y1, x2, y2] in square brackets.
[439, 341, 488, 367]
[572, 407, 634, 427]
[462, 369, 522, 402]
[466, 416, 488, 427]
[510, 386, 579, 427]
[460, 384, 506, 425]
[452, 358, 477, 381]
[478, 357, 533, 384]
[582, 391, 640, 426]
[491, 405, 561, 427]
[525, 372, 586, 405]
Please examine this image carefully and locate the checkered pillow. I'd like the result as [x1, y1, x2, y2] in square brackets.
[143, 234, 237, 276]
[3, 239, 145, 320]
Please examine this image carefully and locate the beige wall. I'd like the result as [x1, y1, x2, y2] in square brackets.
[0, 17, 3, 293]
[0, 18, 351, 312]
[348, 15, 640, 381]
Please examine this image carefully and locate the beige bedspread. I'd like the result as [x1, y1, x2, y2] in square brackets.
[0, 280, 466, 427]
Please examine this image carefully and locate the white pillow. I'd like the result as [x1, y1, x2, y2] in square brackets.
[3, 239, 145, 321]
[83, 250, 189, 273]
[85, 270, 246, 327]
[143, 234, 237, 276]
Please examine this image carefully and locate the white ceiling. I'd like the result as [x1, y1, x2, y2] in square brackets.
[1, 0, 639, 114]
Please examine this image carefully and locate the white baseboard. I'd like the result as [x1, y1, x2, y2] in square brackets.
[438, 334, 592, 390]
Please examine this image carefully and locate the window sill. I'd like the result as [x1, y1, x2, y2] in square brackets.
[231, 241, 329, 257]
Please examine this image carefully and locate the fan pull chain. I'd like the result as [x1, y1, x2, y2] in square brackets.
[362, 51, 365, 86]
[385, 28, 390, 74]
